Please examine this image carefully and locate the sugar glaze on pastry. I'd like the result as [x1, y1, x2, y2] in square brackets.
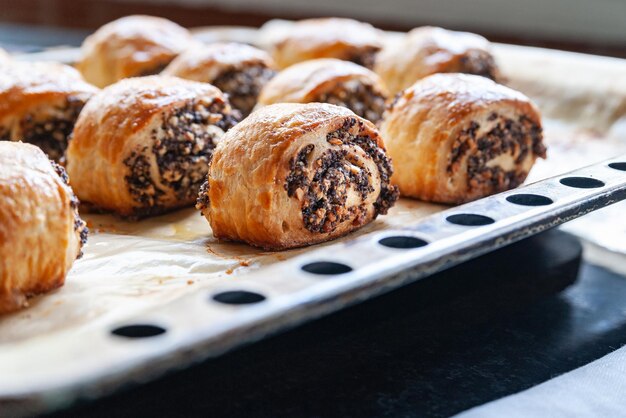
[257, 58, 389, 124]
[262, 18, 384, 70]
[197, 103, 399, 250]
[163, 42, 276, 117]
[0, 142, 87, 314]
[375, 26, 499, 94]
[77, 15, 196, 88]
[0, 61, 98, 161]
[66, 76, 240, 217]
[380, 73, 546, 204]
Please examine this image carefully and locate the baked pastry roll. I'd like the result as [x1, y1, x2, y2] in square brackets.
[77, 15, 196, 88]
[162, 42, 277, 117]
[197, 102, 399, 250]
[0, 142, 87, 314]
[257, 58, 389, 124]
[0, 61, 98, 161]
[66, 76, 240, 218]
[380, 73, 546, 204]
[262, 18, 384, 69]
[375, 26, 499, 94]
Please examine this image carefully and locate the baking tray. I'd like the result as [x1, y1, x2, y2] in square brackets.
[3, 24, 626, 416]
[1, 159, 625, 416]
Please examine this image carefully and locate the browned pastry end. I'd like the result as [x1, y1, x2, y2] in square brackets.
[263, 18, 384, 70]
[196, 102, 399, 250]
[163, 42, 277, 117]
[257, 58, 389, 125]
[379, 73, 546, 204]
[375, 26, 499, 94]
[0, 60, 98, 161]
[77, 15, 197, 88]
[0, 142, 87, 314]
[65, 75, 240, 218]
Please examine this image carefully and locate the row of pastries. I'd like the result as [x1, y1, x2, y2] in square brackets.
[0, 16, 546, 313]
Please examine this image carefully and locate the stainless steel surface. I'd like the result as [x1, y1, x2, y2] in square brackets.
[2, 155, 626, 417]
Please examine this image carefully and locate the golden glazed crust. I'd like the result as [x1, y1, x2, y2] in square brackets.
[264, 18, 384, 69]
[379, 73, 546, 204]
[257, 58, 388, 124]
[197, 102, 399, 250]
[66, 75, 239, 217]
[375, 26, 499, 94]
[77, 15, 196, 88]
[163, 42, 275, 83]
[163, 42, 276, 116]
[0, 60, 98, 161]
[258, 58, 387, 104]
[0, 142, 86, 314]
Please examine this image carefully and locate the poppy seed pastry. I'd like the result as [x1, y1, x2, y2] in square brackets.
[163, 42, 276, 117]
[0, 142, 87, 314]
[379, 73, 546, 204]
[77, 15, 197, 88]
[196, 102, 399, 250]
[0, 61, 98, 161]
[375, 26, 499, 94]
[257, 58, 389, 124]
[65, 76, 240, 218]
[263, 18, 384, 70]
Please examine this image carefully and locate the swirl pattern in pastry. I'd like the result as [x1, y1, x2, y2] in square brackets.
[197, 102, 399, 250]
[380, 73, 546, 204]
[66, 76, 240, 218]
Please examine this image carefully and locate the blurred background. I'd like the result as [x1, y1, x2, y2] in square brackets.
[0, 0, 624, 56]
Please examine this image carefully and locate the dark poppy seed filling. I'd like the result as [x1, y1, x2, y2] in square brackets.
[316, 82, 387, 124]
[448, 113, 546, 192]
[19, 97, 86, 161]
[346, 47, 380, 70]
[350, 132, 399, 215]
[123, 148, 163, 214]
[195, 180, 210, 211]
[285, 144, 315, 199]
[124, 99, 239, 216]
[51, 160, 88, 256]
[458, 50, 498, 81]
[212, 65, 277, 117]
[154, 99, 238, 201]
[285, 117, 398, 234]
[302, 149, 354, 233]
